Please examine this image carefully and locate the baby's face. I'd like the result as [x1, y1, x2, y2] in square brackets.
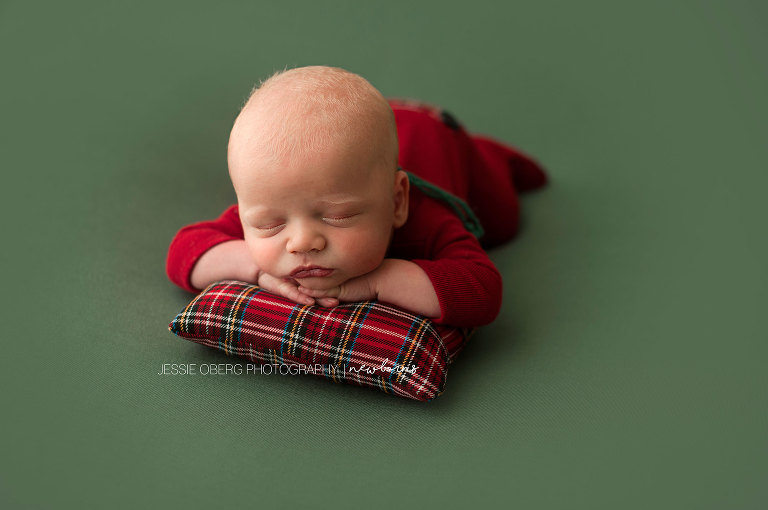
[230, 133, 408, 291]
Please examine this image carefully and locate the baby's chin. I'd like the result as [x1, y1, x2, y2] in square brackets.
[293, 275, 347, 291]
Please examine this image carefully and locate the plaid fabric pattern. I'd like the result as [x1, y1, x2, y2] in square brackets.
[168, 281, 474, 401]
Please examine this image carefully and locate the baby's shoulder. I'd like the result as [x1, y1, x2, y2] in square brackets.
[390, 192, 464, 258]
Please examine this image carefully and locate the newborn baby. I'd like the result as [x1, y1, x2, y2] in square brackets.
[166, 65, 547, 327]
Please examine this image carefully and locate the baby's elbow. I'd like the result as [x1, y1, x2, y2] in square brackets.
[449, 265, 502, 328]
[478, 266, 503, 326]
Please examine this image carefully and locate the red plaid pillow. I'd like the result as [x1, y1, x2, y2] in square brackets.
[168, 281, 473, 401]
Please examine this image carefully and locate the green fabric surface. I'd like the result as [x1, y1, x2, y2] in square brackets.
[1, 0, 766, 508]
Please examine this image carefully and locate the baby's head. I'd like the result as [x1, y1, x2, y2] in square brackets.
[227, 66, 409, 290]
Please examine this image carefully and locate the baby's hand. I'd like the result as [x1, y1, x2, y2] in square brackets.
[300, 259, 441, 318]
[257, 273, 338, 308]
[297, 272, 379, 307]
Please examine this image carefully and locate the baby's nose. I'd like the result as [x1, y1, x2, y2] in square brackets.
[286, 226, 326, 253]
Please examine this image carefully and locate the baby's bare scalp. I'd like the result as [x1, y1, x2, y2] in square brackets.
[228, 66, 398, 176]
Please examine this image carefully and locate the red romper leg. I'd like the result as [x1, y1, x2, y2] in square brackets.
[389, 100, 546, 249]
[466, 134, 548, 247]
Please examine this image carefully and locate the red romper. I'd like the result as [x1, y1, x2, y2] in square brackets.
[166, 100, 547, 328]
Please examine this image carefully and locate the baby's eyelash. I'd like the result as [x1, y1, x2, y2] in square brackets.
[256, 223, 285, 231]
[322, 214, 358, 222]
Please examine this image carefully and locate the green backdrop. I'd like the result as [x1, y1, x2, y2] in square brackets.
[2, 0, 765, 508]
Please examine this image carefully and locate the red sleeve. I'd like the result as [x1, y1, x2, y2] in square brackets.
[165, 205, 244, 292]
[405, 201, 503, 328]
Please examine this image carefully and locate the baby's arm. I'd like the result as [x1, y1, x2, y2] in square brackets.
[374, 259, 441, 317]
[299, 259, 441, 318]
[188, 240, 258, 290]
[167, 205, 246, 292]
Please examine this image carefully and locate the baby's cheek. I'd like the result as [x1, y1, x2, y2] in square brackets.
[342, 231, 388, 273]
[245, 238, 279, 272]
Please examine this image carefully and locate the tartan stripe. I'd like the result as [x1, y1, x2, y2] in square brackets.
[388, 317, 424, 389]
[223, 283, 258, 354]
[281, 304, 309, 359]
[338, 302, 373, 368]
[168, 280, 475, 401]
[235, 286, 264, 347]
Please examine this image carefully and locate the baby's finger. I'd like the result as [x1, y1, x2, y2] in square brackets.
[261, 274, 315, 305]
[282, 285, 316, 306]
[297, 286, 339, 298]
[316, 297, 339, 308]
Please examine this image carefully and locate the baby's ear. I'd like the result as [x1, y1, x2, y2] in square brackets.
[393, 170, 409, 228]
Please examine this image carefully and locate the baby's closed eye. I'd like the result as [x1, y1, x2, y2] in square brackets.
[322, 213, 360, 225]
[255, 222, 286, 233]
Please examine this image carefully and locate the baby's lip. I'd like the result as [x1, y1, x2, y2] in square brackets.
[289, 266, 334, 278]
